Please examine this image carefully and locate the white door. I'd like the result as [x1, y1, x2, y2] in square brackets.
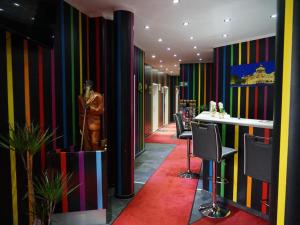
[175, 87, 179, 113]
[152, 83, 159, 132]
[164, 87, 169, 125]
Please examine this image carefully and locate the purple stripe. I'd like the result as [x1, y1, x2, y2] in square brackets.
[79, 151, 86, 210]
[51, 49, 57, 151]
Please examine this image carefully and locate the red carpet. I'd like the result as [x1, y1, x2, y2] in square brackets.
[113, 124, 201, 225]
[192, 206, 269, 225]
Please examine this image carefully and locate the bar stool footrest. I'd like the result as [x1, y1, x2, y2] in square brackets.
[178, 171, 199, 179]
[199, 203, 231, 219]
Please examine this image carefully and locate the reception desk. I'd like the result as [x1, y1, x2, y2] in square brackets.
[194, 111, 273, 129]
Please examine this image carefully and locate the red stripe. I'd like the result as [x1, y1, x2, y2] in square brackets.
[51, 49, 57, 151]
[61, 152, 68, 212]
[38, 47, 45, 170]
[216, 49, 219, 103]
[261, 38, 269, 214]
[209, 64, 212, 101]
[95, 18, 101, 92]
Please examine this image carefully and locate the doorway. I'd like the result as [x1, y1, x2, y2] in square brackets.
[152, 83, 159, 132]
[163, 86, 169, 125]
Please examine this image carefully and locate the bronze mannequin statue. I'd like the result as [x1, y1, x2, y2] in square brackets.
[78, 80, 104, 151]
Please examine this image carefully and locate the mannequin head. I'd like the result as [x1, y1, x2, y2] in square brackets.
[84, 80, 94, 99]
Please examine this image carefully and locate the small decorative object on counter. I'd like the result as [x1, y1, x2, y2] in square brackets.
[218, 102, 225, 118]
[210, 101, 217, 117]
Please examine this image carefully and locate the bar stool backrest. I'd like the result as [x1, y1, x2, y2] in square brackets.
[191, 122, 222, 162]
[244, 134, 272, 183]
[174, 113, 184, 138]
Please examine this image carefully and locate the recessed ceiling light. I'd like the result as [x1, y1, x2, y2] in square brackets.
[0, 8, 4, 11]
[152, 54, 156, 58]
[270, 14, 277, 18]
[144, 25, 150, 29]
[223, 34, 228, 38]
[174, 64, 177, 67]
[193, 46, 197, 49]
[160, 65, 163, 68]
[13, 2, 20, 7]
[171, 71, 174, 74]
[178, 59, 182, 62]
[167, 47, 171, 51]
[190, 36, 194, 40]
[31, 17, 35, 21]
[197, 53, 200, 56]
[224, 18, 231, 23]
[173, 0, 180, 4]
[183, 21, 189, 26]
[158, 38, 163, 42]
[199, 58, 203, 61]
[166, 68, 169, 71]
[173, 54, 177, 57]
[160, 60, 163, 63]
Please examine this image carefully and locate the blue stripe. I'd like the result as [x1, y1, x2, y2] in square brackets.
[60, 1, 68, 148]
[223, 47, 226, 104]
[96, 152, 103, 209]
[209, 161, 212, 192]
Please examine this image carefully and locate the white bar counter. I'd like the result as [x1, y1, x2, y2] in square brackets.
[194, 111, 273, 129]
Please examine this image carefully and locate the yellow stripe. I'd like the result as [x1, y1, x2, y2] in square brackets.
[246, 41, 252, 208]
[277, 0, 294, 224]
[204, 64, 206, 105]
[198, 63, 201, 109]
[6, 32, 18, 225]
[79, 12, 83, 95]
[233, 43, 242, 202]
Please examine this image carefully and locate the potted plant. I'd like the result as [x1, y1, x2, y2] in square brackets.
[33, 171, 79, 225]
[0, 123, 57, 225]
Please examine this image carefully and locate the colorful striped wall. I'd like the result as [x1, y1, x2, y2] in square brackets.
[134, 47, 145, 156]
[183, 37, 275, 214]
[0, 2, 115, 225]
[168, 75, 180, 121]
[180, 63, 214, 112]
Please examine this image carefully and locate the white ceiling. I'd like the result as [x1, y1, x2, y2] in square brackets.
[66, 0, 276, 75]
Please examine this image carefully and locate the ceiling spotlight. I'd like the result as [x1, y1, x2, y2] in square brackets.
[173, 54, 177, 57]
[158, 38, 163, 42]
[152, 55, 156, 58]
[166, 68, 169, 71]
[173, 0, 180, 4]
[31, 17, 35, 21]
[224, 18, 231, 23]
[144, 25, 150, 29]
[167, 47, 171, 51]
[270, 14, 277, 18]
[0, 8, 4, 11]
[13, 2, 20, 7]
[223, 34, 228, 38]
[174, 64, 177, 67]
[160, 60, 163, 63]
[178, 59, 182, 62]
[193, 46, 197, 49]
[183, 21, 189, 26]
[197, 53, 200, 56]
[160, 65, 163, 68]
[170, 71, 174, 74]
[199, 58, 203, 61]
[190, 36, 194, 40]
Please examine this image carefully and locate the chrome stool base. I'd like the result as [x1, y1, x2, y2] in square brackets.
[199, 204, 230, 219]
[178, 170, 199, 179]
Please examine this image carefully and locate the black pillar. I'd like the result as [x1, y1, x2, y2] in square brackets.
[114, 10, 135, 198]
[272, 0, 300, 224]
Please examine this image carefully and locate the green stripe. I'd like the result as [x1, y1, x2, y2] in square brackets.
[70, 7, 76, 144]
[193, 64, 195, 100]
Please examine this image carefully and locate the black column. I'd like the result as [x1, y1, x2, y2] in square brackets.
[114, 10, 134, 198]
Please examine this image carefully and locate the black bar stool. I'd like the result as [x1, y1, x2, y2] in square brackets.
[244, 134, 272, 206]
[191, 122, 237, 218]
[174, 113, 199, 179]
